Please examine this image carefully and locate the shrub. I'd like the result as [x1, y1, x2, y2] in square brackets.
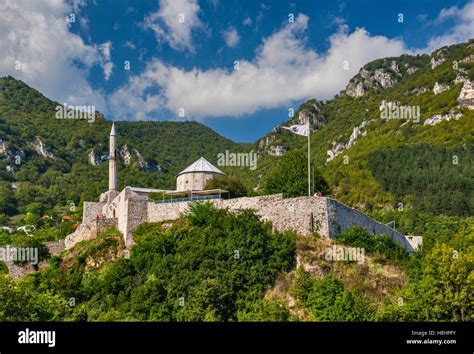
[263, 150, 329, 197]
[204, 175, 247, 198]
[304, 275, 375, 321]
[335, 227, 409, 262]
[237, 299, 290, 322]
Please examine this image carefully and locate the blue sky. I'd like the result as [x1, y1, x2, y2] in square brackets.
[1, 0, 473, 141]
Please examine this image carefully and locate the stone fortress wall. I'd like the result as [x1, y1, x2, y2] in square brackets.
[146, 193, 330, 240]
[326, 198, 415, 251]
[95, 188, 420, 253]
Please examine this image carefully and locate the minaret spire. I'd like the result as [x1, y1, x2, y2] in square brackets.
[108, 122, 118, 191]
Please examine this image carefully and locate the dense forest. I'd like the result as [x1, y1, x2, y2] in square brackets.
[367, 144, 473, 216]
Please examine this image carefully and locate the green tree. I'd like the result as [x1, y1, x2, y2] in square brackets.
[0, 184, 16, 215]
[304, 275, 375, 321]
[422, 244, 473, 321]
[378, 244, 473, 322]
[0, 275, 70, 321]
[335, 227, 409, 262]
[237, 299, 290, 321]
[23, 202, 47, 226]
[177, 278, 232, 321]
[263, 150, 329, 197]
[204, 175, 247, 198]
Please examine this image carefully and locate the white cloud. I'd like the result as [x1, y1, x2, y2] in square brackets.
[223, 27, 240, 48]
[0, 0, 108, 109]
[426, 1, 474, 52]
[108, 61, 167, 120]
[416, 13, 428, 23]
[110, 14, 408, 119]
[99, 41, 114, 81]
[2, 0, 472, 124]
[243, 17, 252, 26]
[142, 0, 204, 52]
[434, 5, 461, 24]
[68, 0, 87, 13]
[123, 40, 136, 49]
[79, 16, 89, 30]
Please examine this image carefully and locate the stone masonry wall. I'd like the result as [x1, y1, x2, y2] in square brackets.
[326, 198, 413, 252]
[97, 218, 118, 233]
[105, 187, 148, 247]
[70, 193, 416, 253]
[65, 201, 105, 249]
[217, 194, 330, 237]
[147, 200, 186, 221]
[123, 199, 148, 247]
[4, 240, 66, 279]
[65, 223, 97, 249]
[83, 201, 105, 223]
[176, 172, 219, 191]
[145, 194, 415, 252]
[147, 194, 330, 237]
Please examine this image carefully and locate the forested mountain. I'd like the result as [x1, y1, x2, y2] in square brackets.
[248, 40, 474, 234]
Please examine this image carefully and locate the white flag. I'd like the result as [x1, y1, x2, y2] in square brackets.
[282, 124, 309, 137]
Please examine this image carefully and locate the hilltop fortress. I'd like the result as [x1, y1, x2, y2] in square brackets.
[65, 124, 422, 253]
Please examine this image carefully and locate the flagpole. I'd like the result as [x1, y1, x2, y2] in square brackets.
[308, 123, 310, 197]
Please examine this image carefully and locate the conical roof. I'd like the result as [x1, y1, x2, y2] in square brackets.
[177, 157, 224, 176]
[110, 122, 116, 136]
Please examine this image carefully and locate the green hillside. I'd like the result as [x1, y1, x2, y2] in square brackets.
[247, 40, 474, 234]
[0, 76, 245, 223]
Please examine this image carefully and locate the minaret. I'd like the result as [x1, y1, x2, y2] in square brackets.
[109, 122, 118, 191]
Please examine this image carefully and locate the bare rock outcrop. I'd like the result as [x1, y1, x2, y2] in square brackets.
[295, 100, 325, 127]
[458, 80, 474, 109]
[454, 74, 468, 84]
[268, 145, 288, 156]
[88, 150, 100, 165]
[30, 137, 54, 158]
[345, 64, 400, 98]
[120, 144, 132, 163]
[326, 121, 369, 162]
[119, 144, 162, 172]
[424, 112, 463, 126]
[346, 81, 366, 98]
[433, 81, 450, 94]
[406, 67, 418, 75]
[461, 54, 474, 64]
[430, 49, 447, 69]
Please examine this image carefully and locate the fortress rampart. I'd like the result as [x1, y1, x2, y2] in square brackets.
[66, 189, 420, 253]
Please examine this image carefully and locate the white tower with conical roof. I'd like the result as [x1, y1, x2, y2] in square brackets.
[176, 157, 224, 191]
[109, 123, 118, 191]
